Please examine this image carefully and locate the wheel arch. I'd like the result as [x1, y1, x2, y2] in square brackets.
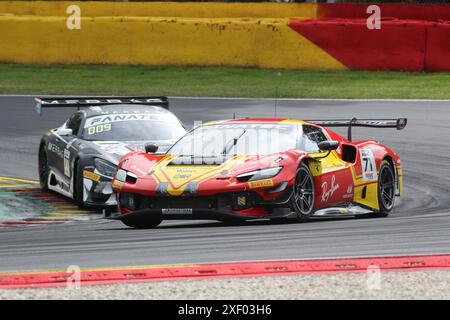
[382, 154, 395, 172]
[295, 154, 314, 170]
[382, 154, 401, 197]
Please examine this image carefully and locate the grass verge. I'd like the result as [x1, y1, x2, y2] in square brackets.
[0, 63, 449, 99]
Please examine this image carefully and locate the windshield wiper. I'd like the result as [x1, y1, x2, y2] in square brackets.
[221, 129, 247, 155]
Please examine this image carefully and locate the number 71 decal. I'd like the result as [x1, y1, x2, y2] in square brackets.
[360, 149, 378, 181]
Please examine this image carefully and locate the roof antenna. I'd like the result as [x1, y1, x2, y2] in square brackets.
[274, 86, 278, 118]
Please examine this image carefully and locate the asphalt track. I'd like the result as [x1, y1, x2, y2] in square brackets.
[0, 96, 449, 273]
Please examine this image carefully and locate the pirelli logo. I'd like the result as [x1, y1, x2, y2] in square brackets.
[83, 170, 101, 182]
[248, 179, 274, 189]
[112, 180, 124, 190]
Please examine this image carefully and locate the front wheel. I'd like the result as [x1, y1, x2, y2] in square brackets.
[290, 162, 315, 222]
[73, 159, 85, 209]
[121, 215, 163, 229]
[376, 160, 396, 217]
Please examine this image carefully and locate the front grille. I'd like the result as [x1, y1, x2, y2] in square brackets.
[148, 196, 218, 209]
[126, 192, 262, 212]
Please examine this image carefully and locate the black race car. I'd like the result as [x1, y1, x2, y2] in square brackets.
[35, 96, 186, 208]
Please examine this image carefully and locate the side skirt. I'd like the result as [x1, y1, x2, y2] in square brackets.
[47, 169, 73, 199]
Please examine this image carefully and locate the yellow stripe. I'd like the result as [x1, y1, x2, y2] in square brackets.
[0, 184, 33, 188]
[56, 210, 92, 214]
[0, 176, 38, 183]
[52, 205, 80, 209]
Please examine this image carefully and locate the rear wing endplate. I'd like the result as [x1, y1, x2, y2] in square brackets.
[34, 96, 169, 115]
[306, 118, 407, 141]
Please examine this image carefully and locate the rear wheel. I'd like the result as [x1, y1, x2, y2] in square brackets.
[290, 162, 315, 222]
[376, 160, 396, 217]
[121, 215, 163, 229]
[38, 146, 49, 192]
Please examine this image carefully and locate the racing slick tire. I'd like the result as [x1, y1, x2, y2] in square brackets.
[290, 162, 315, 222]
[38, 145, 49, 192]
[376, 160, 396, 217]
[121, 215, 163, 229]
[73, 159, 85, 209]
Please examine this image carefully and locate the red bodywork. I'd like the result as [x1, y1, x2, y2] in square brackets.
[112, 119, 402, 221]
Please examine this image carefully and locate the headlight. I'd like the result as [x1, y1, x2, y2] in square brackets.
[236, 166, 283, 182]
[115, 169, 127, 182]
[94, 158, 116, 178]
[115, 168, 137, 184]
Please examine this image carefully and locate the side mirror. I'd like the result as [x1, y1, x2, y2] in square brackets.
[56, 128, 73, 136]
[145, 143, 159, 153]
[318, 140, 339, 151]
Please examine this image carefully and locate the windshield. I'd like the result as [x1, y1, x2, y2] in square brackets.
[168, 123, 299, 157]
[82, 113, 186, 141]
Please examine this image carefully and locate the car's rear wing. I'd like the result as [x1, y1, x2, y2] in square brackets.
[34, 96, 169, 115]
[306, 118, 407, 141]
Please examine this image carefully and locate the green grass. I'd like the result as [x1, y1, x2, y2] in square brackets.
[0, 63, 449, 99]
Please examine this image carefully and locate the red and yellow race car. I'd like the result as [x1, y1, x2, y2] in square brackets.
[111, 117, 406, 228]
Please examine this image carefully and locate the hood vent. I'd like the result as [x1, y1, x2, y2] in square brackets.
[168, 155, 228, 166]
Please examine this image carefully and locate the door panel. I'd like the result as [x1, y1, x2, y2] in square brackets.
[309, 152, 354, 209]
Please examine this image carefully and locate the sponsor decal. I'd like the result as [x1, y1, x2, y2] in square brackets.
[248, 179, 274, 189]
[174, 174, 192, 179]
[342, 185, 353, 200]
[64, 149, 71, 177]
[83, 170, 101, 182]
[87, 124, 112, 135]
[39, 98, 164, 105]
[48, 142, 63, 159]
[237, 196, 247, 206]
[85, 114, 169, 127]
[112, 180, 124, 190]
[321, 175, 340, 202]
[162, 208, 193, 215]
[360, 149, 378, 181]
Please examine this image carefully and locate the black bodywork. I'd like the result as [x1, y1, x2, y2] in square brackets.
[36, 96, 186, 208]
